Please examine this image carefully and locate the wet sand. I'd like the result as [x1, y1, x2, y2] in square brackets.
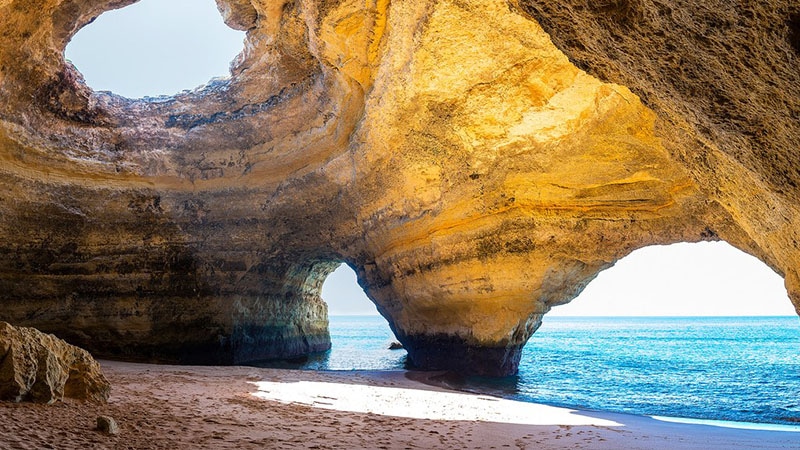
[0, 360, 797, 449]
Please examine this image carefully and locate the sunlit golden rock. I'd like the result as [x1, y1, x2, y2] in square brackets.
[0, 0, 795, 375]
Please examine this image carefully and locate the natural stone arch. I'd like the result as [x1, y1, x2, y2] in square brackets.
[227, 258, 338, 364]
[0, 0, 796, 377]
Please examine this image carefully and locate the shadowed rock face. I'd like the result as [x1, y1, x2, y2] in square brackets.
[0, 0, 796, 376]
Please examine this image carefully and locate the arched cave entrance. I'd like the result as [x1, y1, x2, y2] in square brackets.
[259, 262, 407, 371]
[317, 264, 407, 370]
[64, 0, 244, 98]
[513, 241, 800, 425]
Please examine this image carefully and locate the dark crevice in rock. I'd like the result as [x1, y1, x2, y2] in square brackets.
[163, 79, 313, 130]
[789, 12, 800, 56]
[37, 65, 111, 126]
[589, 0, 645, 29]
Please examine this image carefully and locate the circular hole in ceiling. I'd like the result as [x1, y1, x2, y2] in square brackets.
[65, 0, 245, 99]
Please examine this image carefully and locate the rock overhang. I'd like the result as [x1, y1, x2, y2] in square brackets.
[0, 0, 797, 376]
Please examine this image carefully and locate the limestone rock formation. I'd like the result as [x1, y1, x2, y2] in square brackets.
[515, 0, 800, 315]
[0, 322, 110, 403]
[0, 0, 797, 376]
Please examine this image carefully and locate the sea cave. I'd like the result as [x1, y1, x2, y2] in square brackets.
[0, 0, 798, 379]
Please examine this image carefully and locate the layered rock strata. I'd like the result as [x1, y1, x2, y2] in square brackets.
[0, 322, 110, 403]
[0, 0, 796, 375]
[516, 0, 800, 315]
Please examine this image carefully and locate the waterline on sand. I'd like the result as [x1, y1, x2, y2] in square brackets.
[650, 415, 800, 432]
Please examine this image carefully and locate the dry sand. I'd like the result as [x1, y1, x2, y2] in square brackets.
[0, 360, 797, 449]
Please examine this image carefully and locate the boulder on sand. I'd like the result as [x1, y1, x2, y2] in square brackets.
[0, 322, 110, 404]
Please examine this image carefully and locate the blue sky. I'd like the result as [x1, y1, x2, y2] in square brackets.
[65, 0, 244, 98]
[65, 0, 795, 317]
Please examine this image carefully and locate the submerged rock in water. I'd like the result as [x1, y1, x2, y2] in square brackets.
[0, 322, 110, 404]
[388, 341, 404, 350]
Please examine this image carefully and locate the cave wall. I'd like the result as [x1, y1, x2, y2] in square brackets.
[0, 0, 795, 375]
[517, 0, 800, 307]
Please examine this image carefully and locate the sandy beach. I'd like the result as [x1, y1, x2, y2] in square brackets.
[0, 361, 797, 449]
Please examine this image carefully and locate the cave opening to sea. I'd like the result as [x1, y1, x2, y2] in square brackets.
[512, 241, 800, 427]
[307, 263, 407, 370]
[64, 0, 245, 99]
[259, 242, 800, 427]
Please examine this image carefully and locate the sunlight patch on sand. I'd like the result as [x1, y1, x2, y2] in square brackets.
[251, 380, 623, 426]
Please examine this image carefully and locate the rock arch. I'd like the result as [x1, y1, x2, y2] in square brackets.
[0, 0, 796, 376]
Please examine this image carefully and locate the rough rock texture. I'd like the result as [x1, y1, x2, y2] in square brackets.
[96, 415, 120, 434]
[0, 0, 796, 375]
[515, 0, 800, 308]
[0, 322, 110, 403]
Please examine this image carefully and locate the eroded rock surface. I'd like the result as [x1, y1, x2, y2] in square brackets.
[0, 322, 110, 403]
[0, 0, 796, 375]
[516, 0, 800, 317]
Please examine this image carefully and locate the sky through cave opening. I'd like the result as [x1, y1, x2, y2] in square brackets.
[311, 242, 796, 371]
[64, 0, 245, 99]
[322, 264, 379, 316]
[549, 241, 795, 317]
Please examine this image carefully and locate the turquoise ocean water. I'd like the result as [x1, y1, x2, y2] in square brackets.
[273, 315, 800, 427]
